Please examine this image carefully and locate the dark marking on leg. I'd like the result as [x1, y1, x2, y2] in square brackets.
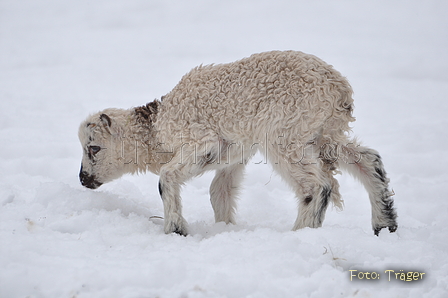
[158, 181, 163, 199]
[316, 186, 331, 225]
[362, 149, 398, 236]
[372, 189, 398, 236]
[381, 191, 396, 218]
[374, 167, 386, 183]
[381, 190, 398, 233]
[373, 153, 381, 162]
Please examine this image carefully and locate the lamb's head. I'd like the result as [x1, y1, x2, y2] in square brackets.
[78, 109, 127, 189]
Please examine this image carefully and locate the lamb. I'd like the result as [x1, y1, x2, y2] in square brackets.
[78, 50, 397, 236]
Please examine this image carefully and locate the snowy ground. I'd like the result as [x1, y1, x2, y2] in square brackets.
[1, 0, 448, 297]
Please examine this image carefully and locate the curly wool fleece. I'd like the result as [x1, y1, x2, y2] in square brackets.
[79, 51, 397, 236]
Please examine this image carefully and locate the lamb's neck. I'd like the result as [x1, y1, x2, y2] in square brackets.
[120, 100, 167, 175]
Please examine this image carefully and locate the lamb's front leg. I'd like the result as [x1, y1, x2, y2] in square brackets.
[210, 163, 245, 224]
[158, 169, 188, 236]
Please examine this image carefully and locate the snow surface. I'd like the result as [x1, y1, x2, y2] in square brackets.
[1, 0, 448, 297]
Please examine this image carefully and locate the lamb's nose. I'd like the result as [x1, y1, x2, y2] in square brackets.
[79, 164, 101, 189]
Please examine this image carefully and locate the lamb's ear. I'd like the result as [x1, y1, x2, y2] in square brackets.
[100, 114, 112, 128]
[99, 113, 123, 137]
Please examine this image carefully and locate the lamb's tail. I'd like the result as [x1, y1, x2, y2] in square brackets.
[336, 141, 398, 235]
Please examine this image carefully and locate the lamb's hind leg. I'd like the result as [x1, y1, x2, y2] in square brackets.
[210, 163, 245, 224]
[268, 159, 332, 230]
[292, 169, 334, 230]
[338, 144, 397, 235]
[264, 140, 334, 230]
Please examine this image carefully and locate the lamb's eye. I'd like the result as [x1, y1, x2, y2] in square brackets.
[89, 146, 101, 156]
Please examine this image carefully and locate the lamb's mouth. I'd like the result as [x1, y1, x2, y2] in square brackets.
[79, 165, 102, 189]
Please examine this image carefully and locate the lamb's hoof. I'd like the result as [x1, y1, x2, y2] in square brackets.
[388, 225, 397, 233]
[172, 225, 188, 237]
[165, 221, 188, 236]
[373, 225, 397, 236]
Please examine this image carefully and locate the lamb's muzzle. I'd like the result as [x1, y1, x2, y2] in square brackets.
[79, 164, 102, 189]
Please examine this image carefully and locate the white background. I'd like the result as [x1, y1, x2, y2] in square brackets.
[1, 1, 447, 297]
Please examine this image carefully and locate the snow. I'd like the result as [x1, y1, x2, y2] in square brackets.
[1, 0, 448, 297]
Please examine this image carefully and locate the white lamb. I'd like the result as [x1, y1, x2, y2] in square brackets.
[78, 50, 397, 236]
